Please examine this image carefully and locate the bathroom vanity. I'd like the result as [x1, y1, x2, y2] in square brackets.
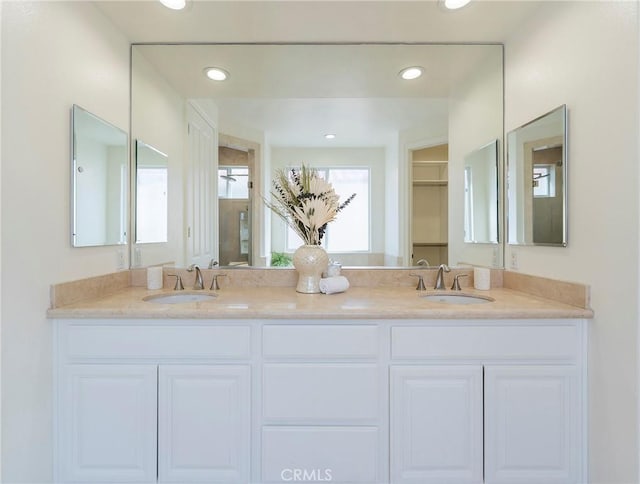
[49, 281, 591, 484]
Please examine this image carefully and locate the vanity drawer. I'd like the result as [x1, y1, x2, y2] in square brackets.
[62, 322, 251, 360]
[391, 323, 579, 361]
[263, 363, 379, 424]
[262, 426, 379, 483]
[263, 324, 378, 359]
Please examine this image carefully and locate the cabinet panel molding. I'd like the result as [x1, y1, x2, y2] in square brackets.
[263, 324, 378, 359]
[263, 363, 379, 424]
[484, 365, 580, 484]
[392, 324, 578, 361]
[64, 322, 251, 360]
[58, 364, 158, 483]
[391, 365, 483, 484]
[158, 365, 250, 483]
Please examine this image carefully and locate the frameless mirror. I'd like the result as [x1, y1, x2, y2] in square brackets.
[135, 140, 168, 244]
[464, 140, 499, 244]
[131, 43, 504, 268]
[507, 105, 567, 246]
[71, 105, 128, 247]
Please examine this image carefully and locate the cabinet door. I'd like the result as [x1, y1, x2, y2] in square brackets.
[58, 365, 158, 483]
[158, 365, 250, 483]
[390, 366, 483, 484]
[484, 365, 580, 484]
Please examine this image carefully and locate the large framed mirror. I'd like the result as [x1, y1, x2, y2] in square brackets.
[507, 105, 567, 246]
[131, 43, 504, 268]
[71, 105, 128, 247]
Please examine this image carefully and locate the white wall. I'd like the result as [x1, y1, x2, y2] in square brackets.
[504, 2, 639, 482]
[131, 49, 185, 267]
[1, 2, 130, 482]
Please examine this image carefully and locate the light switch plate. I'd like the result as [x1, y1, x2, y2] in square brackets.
[510, 249, 519, 270]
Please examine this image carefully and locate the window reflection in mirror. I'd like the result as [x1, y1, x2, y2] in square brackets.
[71, 105, 128, 247]
[135, 140, 168, 244]
[507, 105, 567, 246]
[463, 140, 499, 244]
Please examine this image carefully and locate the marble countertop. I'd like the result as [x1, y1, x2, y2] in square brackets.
[47, 285, 593, 320]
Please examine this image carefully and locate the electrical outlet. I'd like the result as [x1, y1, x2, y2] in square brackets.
[134, 248, 142, 268]
[116, 249, 126, 271]
[510, 249, 519, 270]
[492, 248, 498, 267]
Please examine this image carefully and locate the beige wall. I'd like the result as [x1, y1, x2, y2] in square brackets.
[1, 2, 130, 482]
[504, 2, 639, 482]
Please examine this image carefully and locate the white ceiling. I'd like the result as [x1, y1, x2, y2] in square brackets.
[97, 1, 542, 147]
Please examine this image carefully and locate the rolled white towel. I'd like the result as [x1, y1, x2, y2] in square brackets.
[319, 276, 350, 295]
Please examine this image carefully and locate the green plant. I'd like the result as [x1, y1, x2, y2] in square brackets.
[271, 252, 293, 267]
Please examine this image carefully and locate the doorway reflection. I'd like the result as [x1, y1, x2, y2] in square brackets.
[218, 147, 252, 266]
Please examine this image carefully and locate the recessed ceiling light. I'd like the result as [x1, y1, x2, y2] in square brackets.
[324, 134, 336, 140]
[440, 0, 471, 10]
[159, 0, 186, 10]
[204, 67, 229, 81]
[399, 66, 424, 80]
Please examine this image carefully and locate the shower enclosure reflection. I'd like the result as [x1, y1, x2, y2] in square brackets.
[507, 105, 567, 246]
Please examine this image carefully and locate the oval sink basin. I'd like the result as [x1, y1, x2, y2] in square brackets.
[421, 293, 494, 305]
[143, 292, 217, 304]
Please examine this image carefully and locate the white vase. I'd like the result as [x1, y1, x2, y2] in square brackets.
[292, 245, 329, 293]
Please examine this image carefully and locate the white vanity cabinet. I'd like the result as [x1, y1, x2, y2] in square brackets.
[390, 322, 584, 484]
[261, 324, 384, 483]
[54, 321, 251, 484]
[53, 318, 586, 484]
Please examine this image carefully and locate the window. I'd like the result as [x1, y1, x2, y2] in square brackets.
[533, 164, 556, 198]
[136, 167, 167, 243]
[218, 166, 249, 199]
[285, 167, 370, 252]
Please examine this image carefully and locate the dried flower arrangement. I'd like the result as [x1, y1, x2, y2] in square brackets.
[265, 165, 356, 246]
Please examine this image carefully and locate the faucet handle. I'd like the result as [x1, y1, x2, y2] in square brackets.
[209, 274, 228, 291]
[410, 273, 427, 291]
[167, 274, 184, 291]
[451, 274, 468, 291]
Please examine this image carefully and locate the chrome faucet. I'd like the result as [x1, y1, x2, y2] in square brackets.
[209, 273, 228, 291]
[187, 264, 204, 290]
[434, 264, 450, 290]
[416, 259, 430, 267]
[410, 273, 427, 291]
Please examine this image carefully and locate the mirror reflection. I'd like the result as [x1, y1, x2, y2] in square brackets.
[135, 140, 168, 244]
[71, 105, 128, 247]
[464, 140, 499, 244]
[131, 44, 505, 268]
[507, 105, 567, 246]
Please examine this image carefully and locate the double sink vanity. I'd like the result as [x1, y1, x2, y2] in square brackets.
[48, 267, 591, 484]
